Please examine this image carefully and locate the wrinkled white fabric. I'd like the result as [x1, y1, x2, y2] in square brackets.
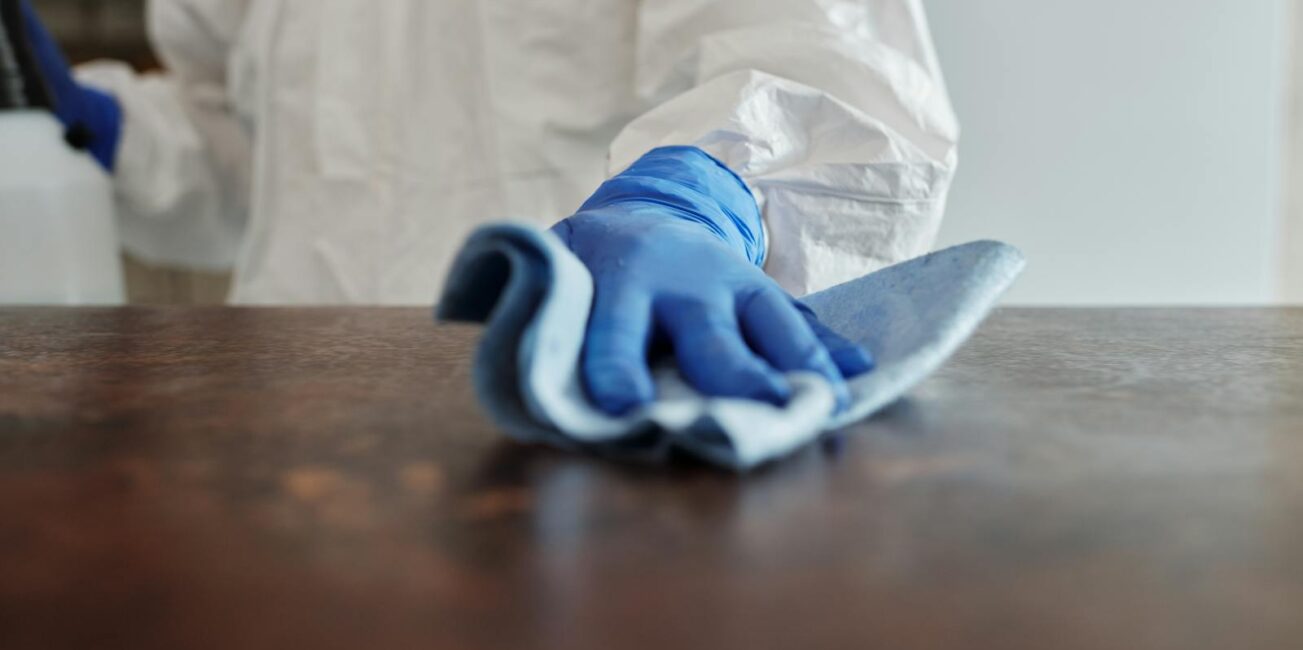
[76, 0, 957, 304]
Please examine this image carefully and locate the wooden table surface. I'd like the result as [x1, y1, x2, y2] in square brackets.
[1, 307, 1300, 650]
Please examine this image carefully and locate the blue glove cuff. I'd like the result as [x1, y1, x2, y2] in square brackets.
[579, 146, 766, 267]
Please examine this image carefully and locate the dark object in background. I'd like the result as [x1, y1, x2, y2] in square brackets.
[30, 0, 152, 68]
[0, 0, 52, 109]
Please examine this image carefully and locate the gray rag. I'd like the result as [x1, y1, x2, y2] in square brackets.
[437, 222, 1025, 470]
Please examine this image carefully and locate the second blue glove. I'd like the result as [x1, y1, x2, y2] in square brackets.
[19, 0, 122, 170]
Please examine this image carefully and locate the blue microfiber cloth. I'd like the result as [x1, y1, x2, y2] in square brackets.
[437, 222, 1025, 470]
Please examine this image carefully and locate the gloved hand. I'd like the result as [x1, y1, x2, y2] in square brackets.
[552, 146, 875, 416]
[18, 0, 121, 170]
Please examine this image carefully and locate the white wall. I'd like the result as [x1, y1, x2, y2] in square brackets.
[925, 0, 1287, 305]
[1283, 1, 1303, 303]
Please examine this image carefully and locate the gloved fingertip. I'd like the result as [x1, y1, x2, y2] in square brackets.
[595, 393, 651, 417]
[585, 361, 655, 416]
[591, 384, 653, 416]
[831, 346, 875, 378]
[749, 370, 792, 407]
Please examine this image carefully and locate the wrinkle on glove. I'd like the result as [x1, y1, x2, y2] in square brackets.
[437, 223, 1024, 470]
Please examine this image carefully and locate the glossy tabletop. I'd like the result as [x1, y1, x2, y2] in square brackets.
[1, 307, 1301, 649]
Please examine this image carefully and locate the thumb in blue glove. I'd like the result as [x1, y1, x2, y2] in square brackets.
[18, 0, 122, 170]
[552, 146, 875, 416]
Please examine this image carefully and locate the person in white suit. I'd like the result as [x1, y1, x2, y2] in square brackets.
[23, 0, 958, 413]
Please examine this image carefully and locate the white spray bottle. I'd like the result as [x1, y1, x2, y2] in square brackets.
[0, 0, 124, 305]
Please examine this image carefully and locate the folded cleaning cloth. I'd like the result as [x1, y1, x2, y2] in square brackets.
[437, 223, 1025, 470]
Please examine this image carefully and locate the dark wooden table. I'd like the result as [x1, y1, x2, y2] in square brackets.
[1, 308, 1301, 650]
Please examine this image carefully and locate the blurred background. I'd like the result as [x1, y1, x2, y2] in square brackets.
[25, 0, 149, 65]
[30, 0, 1301, 305]
[929, 0, 1291, 305]
[27, 0, 230, 304]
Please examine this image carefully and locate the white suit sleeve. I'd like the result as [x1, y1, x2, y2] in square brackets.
[74, 0, 252, 271]
[610, 0, 959, 296]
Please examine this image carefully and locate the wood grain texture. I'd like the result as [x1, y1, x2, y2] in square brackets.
[0, 307, 1301, 650]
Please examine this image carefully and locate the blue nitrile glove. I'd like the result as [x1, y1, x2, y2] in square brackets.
[19, 0, 122, 170]
[551, 146, 875, 416]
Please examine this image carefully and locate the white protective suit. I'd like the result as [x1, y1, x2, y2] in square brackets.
[78, 0, 958, 305]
